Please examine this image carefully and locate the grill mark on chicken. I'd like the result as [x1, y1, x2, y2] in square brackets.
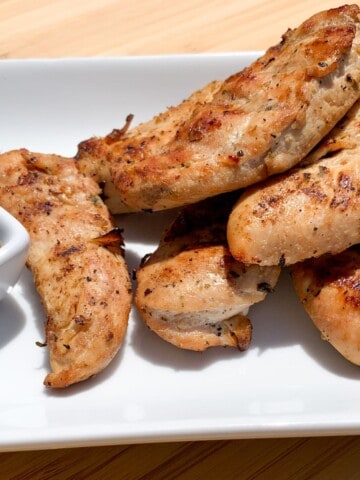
[0, 149, 131, 388]
[76, 5, 360, 213]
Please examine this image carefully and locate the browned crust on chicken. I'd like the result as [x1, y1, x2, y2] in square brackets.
[227, 99, 360, 267]
[77, 81, 222, 213]
[77, 5, 360, 213]
[135, 194, 280, 351]
[0, 149, 132, 388]
[291, 246, 360, 365]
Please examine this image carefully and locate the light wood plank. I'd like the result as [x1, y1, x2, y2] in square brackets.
[0, 0, 347, 58]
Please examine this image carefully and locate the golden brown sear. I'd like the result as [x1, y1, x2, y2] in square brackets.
[227, 99, 360, 267]
[77, 5, 360, 213]
[135, 193, 280, 351]
[0, 149, 132, 388]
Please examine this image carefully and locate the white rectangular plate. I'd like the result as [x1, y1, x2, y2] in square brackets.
[0, 54, 360, 452]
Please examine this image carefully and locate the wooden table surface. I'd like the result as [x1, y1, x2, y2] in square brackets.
[1, 0, 360, 478]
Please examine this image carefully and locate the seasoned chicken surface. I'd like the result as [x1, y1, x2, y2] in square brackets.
[0, 150, 132, 388]
[292, 246, 360, 366]
[77, 5, 360, 213]
[77, 81, 221, 213]
[227, 99, 360, 267]
[135, 194, 280, 351]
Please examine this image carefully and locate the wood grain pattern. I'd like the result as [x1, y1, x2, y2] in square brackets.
[1, 437, 360, 479]
[0, 0, 360, 478]
[0, 0, 348, 57]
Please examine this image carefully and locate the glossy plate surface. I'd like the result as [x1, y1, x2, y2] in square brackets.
[0, 207, 29, 302]
[0, 54, 359, 452]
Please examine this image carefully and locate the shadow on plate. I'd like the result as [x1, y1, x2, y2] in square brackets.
[24, 257, 360, 396]
[129, 304, 251, 372]
[129, 268, 360, 380]
[17, 268, 46, 340]
[124, 248, 143, 282]
[0, 293, 26, 349]
[117, 209, 178, 246]
[251, 269, 360, 380]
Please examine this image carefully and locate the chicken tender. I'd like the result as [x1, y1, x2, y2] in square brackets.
[227, 99, 360, 267]
[77, 81, 221, 213]
[292, 246, 360, 366]
[135, 194, 280, 351]
[0, 149, 132, 388]
[77, 5, 360, 213]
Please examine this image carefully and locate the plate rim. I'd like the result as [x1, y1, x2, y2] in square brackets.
[1, 52, 359, 452]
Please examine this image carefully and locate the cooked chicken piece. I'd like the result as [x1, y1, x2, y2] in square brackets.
[0, 149, 132, 388]
[227, 99, 360, 267]
[292, 246, 360, 366]
[77, 5, 360, 214]
[77, 81, 221, 213]
[135, 193, 280, 351]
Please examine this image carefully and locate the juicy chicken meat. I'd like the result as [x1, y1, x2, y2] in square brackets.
[135, 194, 280, 351]
[292, 246, 360, 366]
[0, 150, 132, 388]
[77, 5, 360, 213]
[227, 99, 360, 267]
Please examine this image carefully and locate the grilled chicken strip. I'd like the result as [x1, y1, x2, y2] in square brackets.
[292, 246, 360, 366]
[135, 194, 280, 351]
[0, 149, 132, 388]
[227, 99, 360, 267]
[77, 80, 221, 213]
[77, 5, 360, 213]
